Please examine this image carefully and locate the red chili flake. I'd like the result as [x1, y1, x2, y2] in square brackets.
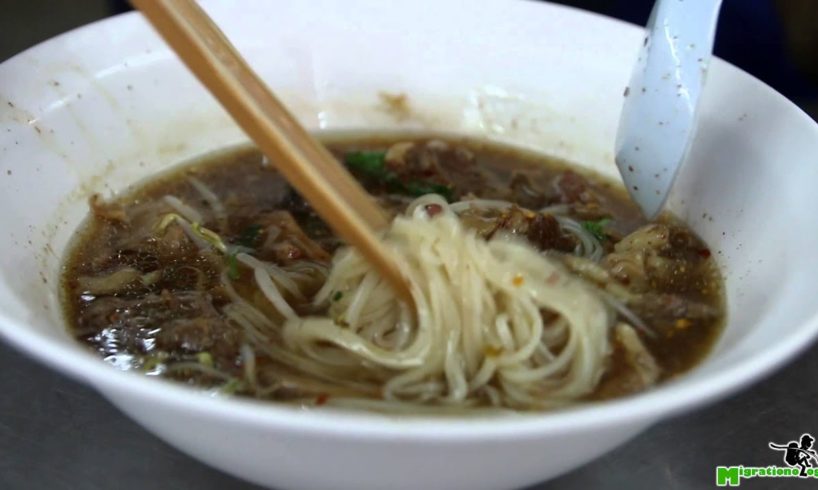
[287, 247, 303, 260]
[315, 393, 329, 406]
[697, 248, 711, 258]
[425, 204, 443, 217]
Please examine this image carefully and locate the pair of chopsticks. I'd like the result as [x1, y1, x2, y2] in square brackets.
[132, 0, 412, 304]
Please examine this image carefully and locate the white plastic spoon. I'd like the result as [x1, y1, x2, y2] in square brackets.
[616, 0, 723, 218]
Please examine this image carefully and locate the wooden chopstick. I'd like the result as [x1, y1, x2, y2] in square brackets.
[131, 0, 413, 304]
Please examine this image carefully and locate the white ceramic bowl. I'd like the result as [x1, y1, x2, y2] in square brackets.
[1, 1, 817, 489]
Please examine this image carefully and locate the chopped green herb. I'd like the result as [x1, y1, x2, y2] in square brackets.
[226, 253, 240, 280]
[238, 224, 263, 248]
[344, 151, 388, 177]
[581, 218, 612, 242]
[332, 291, 343, 302]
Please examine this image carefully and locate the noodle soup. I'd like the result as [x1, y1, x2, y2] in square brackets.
[61, 135, 725, 411]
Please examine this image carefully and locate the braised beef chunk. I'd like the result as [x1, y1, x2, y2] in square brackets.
[603, 224, 670, 290]
[157, 316, 238, 356]
[384, 139, 479, 187]
[549, 170, 621, 222]
[526, 213, 576, 252]
[253, 211, 331, 264]
[489, 206, 532, 237]
[595, 323, 661, 399]
[555, 170, 594, 204]
[459, 205, 575, 253]
[628, 293, 720, 330]
[508, 172, 553, 209]
[276, 188, 343, 252]
[77, 296, 157, 354]
[77, 291, 238, 359]
[602, 223, 716, 295]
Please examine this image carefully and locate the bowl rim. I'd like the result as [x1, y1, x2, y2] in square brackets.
[2, 1, 818, 441]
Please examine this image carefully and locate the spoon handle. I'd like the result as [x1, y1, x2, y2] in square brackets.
[616, 0, 723, 218]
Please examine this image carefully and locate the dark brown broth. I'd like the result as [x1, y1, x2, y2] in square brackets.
[61, 134, 725, 408]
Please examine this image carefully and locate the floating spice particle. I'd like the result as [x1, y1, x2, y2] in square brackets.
[675, 318, 692, 329]
[484, 345, 502, 358]
[512, 274, 524, 287]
